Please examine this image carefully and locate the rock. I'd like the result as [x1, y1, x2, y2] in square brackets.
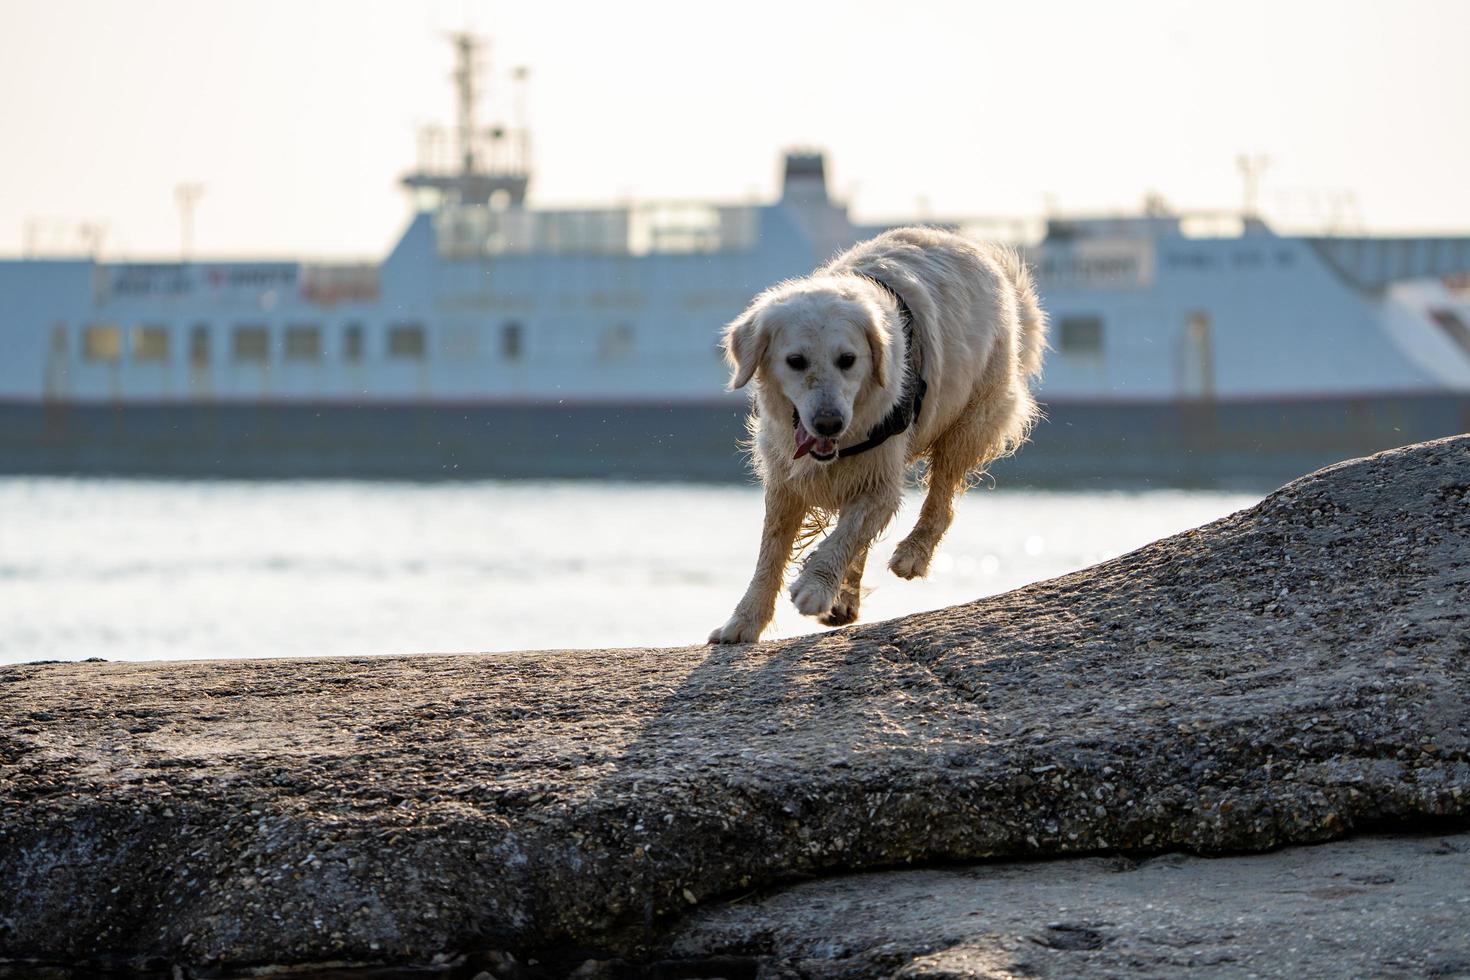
[0, 435, 1467, 975]
[664, 832, 1470, 977]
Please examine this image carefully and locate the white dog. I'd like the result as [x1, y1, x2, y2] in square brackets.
[708, 226, 1046, 644]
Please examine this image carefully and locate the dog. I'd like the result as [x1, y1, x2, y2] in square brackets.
[708, 226, 1046, 644]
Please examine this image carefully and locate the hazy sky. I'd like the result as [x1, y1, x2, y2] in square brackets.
[3, 0, 1468, 259]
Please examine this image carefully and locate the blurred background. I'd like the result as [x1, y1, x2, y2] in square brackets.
[1, 0, 1467, 663]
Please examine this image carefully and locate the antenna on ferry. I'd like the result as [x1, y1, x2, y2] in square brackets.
[450, 32, 482, 175]
[512, 65, 530, 173]
[1236, 153, 1271, 219]
[175, 183, 203, 262]
[77, 222, 106, 259]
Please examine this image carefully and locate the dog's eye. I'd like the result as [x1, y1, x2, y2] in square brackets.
[785, 354, 809, 371]
[836, 353, 856, 370]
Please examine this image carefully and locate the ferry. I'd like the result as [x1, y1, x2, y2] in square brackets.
[3, 34, 1469, 486]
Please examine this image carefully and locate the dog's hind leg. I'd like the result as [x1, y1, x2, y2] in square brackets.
[890, 386, 1032, 579]
[889, 443, 969, 580]
[818, 544, 868, 627]
[709, 485, 807, 644]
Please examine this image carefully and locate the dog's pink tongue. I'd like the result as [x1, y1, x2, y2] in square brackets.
[793, 422, 818, 459]
[794, 423, 841, 459]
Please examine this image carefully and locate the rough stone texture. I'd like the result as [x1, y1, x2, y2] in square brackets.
[666, 831, 1470, 978]
[1, 435, 1467, 976]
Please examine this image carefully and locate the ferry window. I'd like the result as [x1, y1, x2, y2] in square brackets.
[388, 322, 426, 360]
[189, 324, 210, 367]
[598, 323, 634, 362]
[232, 325, 270, 363]
[343, 323, 364, 362]
[132, 324, 170, 362]
[501, 322, 523, 361]
[50, 324, 68, 355]
[1165, 253, 1213, 270]
[1059, 315, 1104, 355]
[1430, 309, 1470, 356]
[82, 324, 122, 361]
[285, 323, 322, 361]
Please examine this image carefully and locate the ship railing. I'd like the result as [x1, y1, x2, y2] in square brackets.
[413, 123, 531, 180]
[1307, 236, 1470, 292]
[434, 201, 760, 258]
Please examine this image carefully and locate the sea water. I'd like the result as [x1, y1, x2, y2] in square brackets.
[0, 478, 1259, 665]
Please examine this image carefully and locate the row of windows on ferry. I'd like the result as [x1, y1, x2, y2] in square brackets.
[60, 321, 537, 365]
[61, 315, 1131, 364]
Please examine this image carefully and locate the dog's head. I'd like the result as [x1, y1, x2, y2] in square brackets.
[724, 283, 893, 463]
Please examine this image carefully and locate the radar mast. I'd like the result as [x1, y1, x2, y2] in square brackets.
[402, 32, 530, 208]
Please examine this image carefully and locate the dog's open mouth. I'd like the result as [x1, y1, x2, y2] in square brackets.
[793, 421, 839, 461]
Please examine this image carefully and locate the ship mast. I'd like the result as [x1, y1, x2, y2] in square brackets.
[453, 33, 479, 175]
[1236, 153, 1271, 220]
[401, 32, 530, 208]
[175, 182, 203, 261]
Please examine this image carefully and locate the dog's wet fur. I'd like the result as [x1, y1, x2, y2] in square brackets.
[709, 227, 1046, 644]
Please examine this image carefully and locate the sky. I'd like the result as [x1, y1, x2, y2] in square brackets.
[2, 0, 1468, 260]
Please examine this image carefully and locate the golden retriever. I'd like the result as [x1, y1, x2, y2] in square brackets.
[709, 226, 1046, 644]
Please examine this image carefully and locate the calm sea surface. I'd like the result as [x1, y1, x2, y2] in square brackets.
[0, 478, 1260, 665]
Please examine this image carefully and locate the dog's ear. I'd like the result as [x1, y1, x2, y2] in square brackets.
[724, 309, 768, 390]
[864, 315, 891, 390]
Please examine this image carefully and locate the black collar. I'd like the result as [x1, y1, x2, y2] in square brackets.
[791, 272, 928, 460]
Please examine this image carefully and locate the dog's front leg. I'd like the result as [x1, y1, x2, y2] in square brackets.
[708, 486, 806, 644]
[819, 544, 868, 627]
[789, 492, 899, 619]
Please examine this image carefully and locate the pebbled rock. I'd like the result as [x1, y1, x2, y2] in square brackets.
[665, 831, 1470, 978]
[0, 435, 1467, 974]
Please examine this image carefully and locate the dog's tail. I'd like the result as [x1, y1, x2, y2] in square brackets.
[996, 246, 1048, 378]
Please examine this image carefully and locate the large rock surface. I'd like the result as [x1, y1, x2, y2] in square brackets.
[1, 435, 1467, 976]
[665, 830, 1470, 978]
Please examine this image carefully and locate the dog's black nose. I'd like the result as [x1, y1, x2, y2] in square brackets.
[812, 412, 845, 437]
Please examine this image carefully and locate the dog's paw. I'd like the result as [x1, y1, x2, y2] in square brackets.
[789, 571, 839, 617]
[818, 590, 860, 627]
[708, 616, 764, 644]
[889, 538, 933, 579]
